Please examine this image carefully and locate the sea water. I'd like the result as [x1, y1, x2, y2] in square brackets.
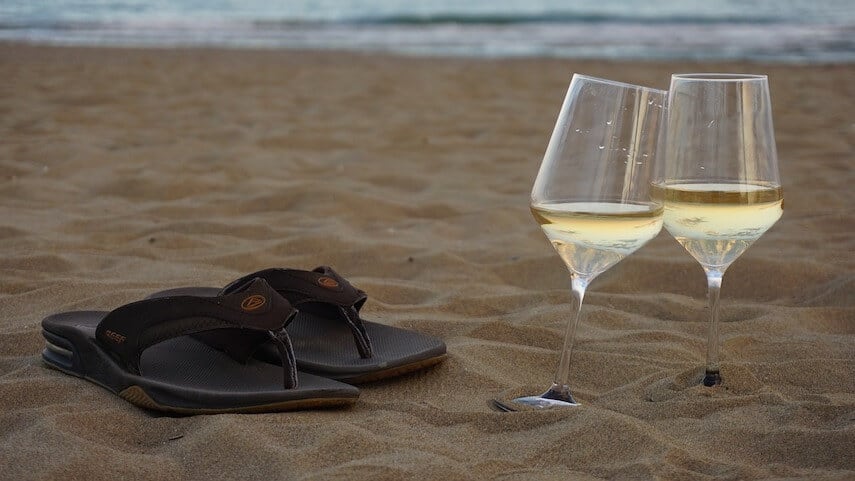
[1, 0, 853, 62]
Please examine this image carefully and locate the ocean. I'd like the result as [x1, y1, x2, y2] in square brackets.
[1, 0, 853, 62]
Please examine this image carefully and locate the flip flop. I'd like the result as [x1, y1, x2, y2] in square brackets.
[148, 267, 447, 383]
[41, 277, 359, 414]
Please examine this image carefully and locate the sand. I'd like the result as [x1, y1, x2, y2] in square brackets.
[0, 43, 852, 480]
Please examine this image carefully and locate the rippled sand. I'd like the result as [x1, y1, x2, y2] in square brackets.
[0, 44, 852, 480]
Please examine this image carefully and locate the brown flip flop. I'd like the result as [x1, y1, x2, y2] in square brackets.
[148, 267, 447, 383]
[42, 277, 359, 414]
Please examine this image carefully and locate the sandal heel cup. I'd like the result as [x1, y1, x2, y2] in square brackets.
[42, 329, 77, 373]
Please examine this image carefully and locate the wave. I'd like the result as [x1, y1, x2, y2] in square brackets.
[1, 15, 853, 63]
[0, 12, 799, 32]
[344, 12, 788, 26]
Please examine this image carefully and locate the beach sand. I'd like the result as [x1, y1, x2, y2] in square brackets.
[0, 44, 852, 480]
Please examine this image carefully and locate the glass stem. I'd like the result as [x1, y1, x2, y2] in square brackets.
[703, 268, 724, 386]
[551, 276, 588, 393]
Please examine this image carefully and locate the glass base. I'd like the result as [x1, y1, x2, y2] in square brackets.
[703, 369, 722, 387]
[491, 384, 580, 411]
[511, 394, 580, 409]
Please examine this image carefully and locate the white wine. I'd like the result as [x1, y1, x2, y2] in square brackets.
[652, 182, 783, 269]
[531, 201, 663, 279]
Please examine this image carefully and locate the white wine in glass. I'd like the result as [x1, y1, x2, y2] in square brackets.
[655, 74, 783, 386]
[531, 202, 664, 279]
[493, 75, 666, 411]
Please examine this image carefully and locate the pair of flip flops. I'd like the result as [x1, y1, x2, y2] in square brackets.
[41, 267, 446, 414]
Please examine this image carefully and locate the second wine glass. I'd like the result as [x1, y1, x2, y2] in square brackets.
[494, 75, 667, 411]
[655, 73, 783, 387]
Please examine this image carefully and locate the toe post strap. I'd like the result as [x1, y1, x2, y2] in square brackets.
[221, 266, 375, 359]
[267, 328, 298, 389]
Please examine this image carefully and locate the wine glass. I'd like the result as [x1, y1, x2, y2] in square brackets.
[654, 74, 783, 386]
[492, 75, 667, 411]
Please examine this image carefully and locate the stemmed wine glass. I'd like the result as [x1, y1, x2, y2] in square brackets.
[653, 74, 783, 386]
[493, 75, 667, 410]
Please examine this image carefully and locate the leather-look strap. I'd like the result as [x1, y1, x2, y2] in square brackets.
[96, 277, 301, 388]
[220, 266, 374, 358]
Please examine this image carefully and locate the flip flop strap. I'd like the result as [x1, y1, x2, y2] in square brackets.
[96, 277, 301, 388]
[221, 266, 374, 359]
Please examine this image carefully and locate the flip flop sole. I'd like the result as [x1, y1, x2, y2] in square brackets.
[278, 310, 448, 382]
[334, 353, 448, 384]
[41, 312, 359, 414]
[42, 344, 356, 414]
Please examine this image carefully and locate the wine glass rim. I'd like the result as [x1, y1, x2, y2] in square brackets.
[573, 74, 665, 93]
[672, 73, 767, 81]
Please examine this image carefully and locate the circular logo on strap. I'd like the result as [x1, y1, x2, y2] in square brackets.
[317, 276, 339, 288]
[240, 295, 266, 311]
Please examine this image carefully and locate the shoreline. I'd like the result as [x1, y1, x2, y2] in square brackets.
[3, 40, 854, 66]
